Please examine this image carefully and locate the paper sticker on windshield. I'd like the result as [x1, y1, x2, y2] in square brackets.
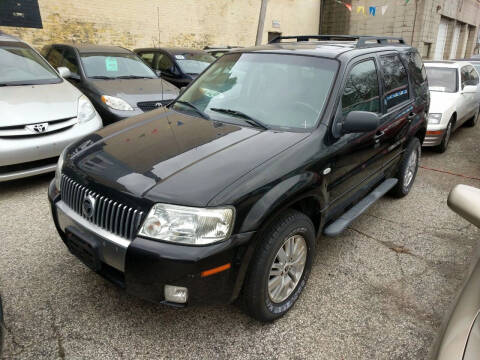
[105, 57, 118, 72]
[175, 54, 186, 60]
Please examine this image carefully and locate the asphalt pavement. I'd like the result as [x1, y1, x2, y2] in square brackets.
[1, 123, 479, 359]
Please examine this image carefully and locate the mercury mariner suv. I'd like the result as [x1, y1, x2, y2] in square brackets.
[49, 35, 428, 321]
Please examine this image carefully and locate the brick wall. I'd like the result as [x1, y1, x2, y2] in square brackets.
[0, 0, 320, 51]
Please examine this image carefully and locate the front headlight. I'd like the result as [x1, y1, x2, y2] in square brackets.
[101, 95, 133, 111]
[139, 203, 235, 245]
[428, 113, 442, 124]
[55, 147, 67, 191]
[77, 95, 96, 123]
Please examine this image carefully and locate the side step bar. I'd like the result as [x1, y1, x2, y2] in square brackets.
[323, 178, 398, 237]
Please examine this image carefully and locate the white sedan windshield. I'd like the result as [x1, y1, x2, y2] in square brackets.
[174, 53, 338, 130]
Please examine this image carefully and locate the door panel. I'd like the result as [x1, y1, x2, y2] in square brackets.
[327, 58, 385, 207]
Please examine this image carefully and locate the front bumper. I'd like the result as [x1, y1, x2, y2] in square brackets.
[48, 180, 254, 305]
[423, 124, 446, 147]
[0, 116, 102, 182]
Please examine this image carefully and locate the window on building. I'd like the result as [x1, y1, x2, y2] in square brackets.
[268, 32, 282, 43]
[341, 59, 380, 116]
[380, 54, 409, 109]
[423, 43, 432, 59]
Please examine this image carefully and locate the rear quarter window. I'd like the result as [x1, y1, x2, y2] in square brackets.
[380, 54, 410, 110]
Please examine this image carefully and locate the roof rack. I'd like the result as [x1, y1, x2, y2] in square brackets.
[268, 35, 406, 48]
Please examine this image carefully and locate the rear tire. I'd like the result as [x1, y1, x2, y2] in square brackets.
[465, 106, 479, 127]
[436, 119, 453, 153]
[390, 137, 421, 198]
[243, 210, 315, 322]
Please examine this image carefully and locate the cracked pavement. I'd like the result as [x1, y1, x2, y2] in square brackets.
[1, 124, 480, 359]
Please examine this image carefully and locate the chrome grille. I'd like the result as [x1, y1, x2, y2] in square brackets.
[0, 117, 77, 138]
[60, 175, 144, 240]
[137, 100, 171, 112]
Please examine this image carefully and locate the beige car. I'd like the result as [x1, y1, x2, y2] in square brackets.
[430, 184, 480, 359]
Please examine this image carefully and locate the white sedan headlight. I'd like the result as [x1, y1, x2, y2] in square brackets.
[139, 204, 235, 245]
[428, 113, 442, 124]
[77, 95, 96, 123]
[101, 95, 133, 111]
[55, 147, 67, 191]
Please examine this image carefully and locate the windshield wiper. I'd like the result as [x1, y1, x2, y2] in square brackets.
[174, 100, 210, 120]
[209, 108, 268, 130]
[116, 75, 154, 79]
[90, 76, 116, 80]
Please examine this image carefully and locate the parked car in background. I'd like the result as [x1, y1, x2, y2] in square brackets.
[204, 46, 242, 58]
[43, 44, 179, 125]
[0, 32, 102, 182]
[423, 61, 480, 152]
[49, 35, 427, 322]
[464, 59, 480, 75]
[430, 184, 480, 360]
[134, 47, 215, 88]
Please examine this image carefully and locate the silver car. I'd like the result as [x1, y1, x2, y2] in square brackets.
[0, 32, 102, 182]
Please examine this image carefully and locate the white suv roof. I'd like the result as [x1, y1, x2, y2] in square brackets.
[424, 60, 470, 69]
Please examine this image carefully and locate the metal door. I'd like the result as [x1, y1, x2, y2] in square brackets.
[449, 24, 461, 59]
[434, 18, 449, 60]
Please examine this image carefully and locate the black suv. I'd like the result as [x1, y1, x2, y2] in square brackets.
[48, 35, 428, 321]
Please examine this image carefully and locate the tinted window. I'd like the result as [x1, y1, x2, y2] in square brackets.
[0, 42, 60, 85]
[175, 53, 338, 130]
[62, 47, 79, 74]
[46, 46, 63, 68]
[342, 59, 380, 115]
[426, 67, 458, 92]
[380, 54, 409, 109]
[407, 52, 427, 85]
[175, 52, 215, 74]
[80, 53, 157, 79]
[470, 67, 479, 85]
[153, 53, 174, 72]
[139, 52, 154, 66]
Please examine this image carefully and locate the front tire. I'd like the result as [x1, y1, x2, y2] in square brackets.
[436, 119, 453, 153]
[243, 210, 315, 322]
[390, 137, 421, 198]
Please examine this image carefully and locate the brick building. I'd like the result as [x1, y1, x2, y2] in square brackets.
[321, 0, 480, 59]
[0, 0, 320, 50]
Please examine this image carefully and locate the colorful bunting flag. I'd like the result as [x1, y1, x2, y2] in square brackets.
[369, 6, 376, 16]
[344, 3, 352, 11]
[357, 6, 365, 15]
[381, 5, 388, 15]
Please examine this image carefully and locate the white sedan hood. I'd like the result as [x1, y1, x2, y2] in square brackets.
[0, 80, 81, 127]
[429, 90, 459, 114]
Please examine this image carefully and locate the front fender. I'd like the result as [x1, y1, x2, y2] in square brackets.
[239, 172, 324, 233]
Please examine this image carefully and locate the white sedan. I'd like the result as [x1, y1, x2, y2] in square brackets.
[424, 61, 480, 152]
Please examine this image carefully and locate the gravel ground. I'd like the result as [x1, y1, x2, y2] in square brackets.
[1, 124, 480, 360]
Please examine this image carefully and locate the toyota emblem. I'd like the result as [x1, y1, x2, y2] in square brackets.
[82, 195, 96, 219]
[26, 122, 49, 134]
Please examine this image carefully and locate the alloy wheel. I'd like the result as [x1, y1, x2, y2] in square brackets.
[404, 148, 418, 187]
[268, 234, 307, 303]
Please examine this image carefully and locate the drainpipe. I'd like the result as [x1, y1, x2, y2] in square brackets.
[255, 0, 269, 45]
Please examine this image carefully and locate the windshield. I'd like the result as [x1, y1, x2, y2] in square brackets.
[173, 53, 338, 130]
[81, 53, 157, 79]
[175, 52, 216, 74]
[0, 42, 60, 86]
[426, 67, 458, 92]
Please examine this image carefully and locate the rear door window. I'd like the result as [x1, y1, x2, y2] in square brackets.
[62, 47, 79, 75]
[380, 54, 410, 110]
[341, 59, 381, 116]
[139, 52, 154, 67]
[154, 53, 174, 72]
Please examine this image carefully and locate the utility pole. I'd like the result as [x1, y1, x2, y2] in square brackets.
[255, 0, 268, 45]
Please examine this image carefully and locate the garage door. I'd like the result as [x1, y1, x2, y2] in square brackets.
[449, 23, 461, 59]
[434, 18, 449, 60]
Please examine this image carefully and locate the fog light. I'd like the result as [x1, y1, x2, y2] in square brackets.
[164, 285, 188, 304]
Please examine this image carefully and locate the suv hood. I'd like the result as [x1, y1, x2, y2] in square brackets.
[0, 80, 81, 127]
[67, 108, 309, 206]
[90, 78, 179, 108]
[429, 90, 459, 114]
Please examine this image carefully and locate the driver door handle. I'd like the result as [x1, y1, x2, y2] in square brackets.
[407, 112, 416, 121]
[374, 130, 385, 140]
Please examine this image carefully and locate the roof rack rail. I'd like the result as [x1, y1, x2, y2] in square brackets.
[268, 35, 406, 48]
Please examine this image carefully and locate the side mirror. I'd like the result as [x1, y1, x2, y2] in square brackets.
[462, 85, 477, 93]
[155, 69, 162, 77]
[57, 66, 71, 79]
[448, 184, 480, 228]
[342, 111, 380, 133]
